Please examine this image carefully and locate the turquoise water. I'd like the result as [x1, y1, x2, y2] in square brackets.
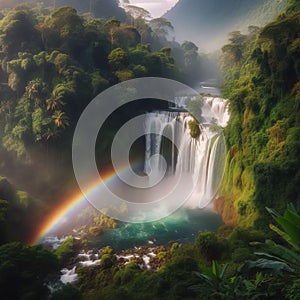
[90, 208, 223, 250]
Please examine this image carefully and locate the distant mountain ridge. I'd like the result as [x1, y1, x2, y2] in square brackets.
[164, 0, 287, 51]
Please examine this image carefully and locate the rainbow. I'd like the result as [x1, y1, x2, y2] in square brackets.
[30, 159, 145, 245]
[29, 168, 121, 245]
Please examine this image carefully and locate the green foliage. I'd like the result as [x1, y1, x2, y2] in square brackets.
[286, 279, 300, 300]
[113, 262, 140, 285]
[149, 18, 174, 39]
[91, 71, 109, 96]
[54, 236, 75, 265]
[0, 199, 8, 243]
[286, 0, 300, 12]
[237, 204, 300, 299]
[100, 253, 114, 269]
[190, 261, 229, 298]
[0, 177, 41, 243]
[267, 204, 300, 250]
[187, 95, 204, 122]
[0, 4, 185, 165]
[240, 256, 295, 275]
[0, 242, 58, 299]
[189, 205, 300, 299]
[108, 47, 128, 70]
[72, 211, 300, 300]
[188, 119, 200, 139]
[32, 107, 51, 140]
[231, 247, 256, 263]
[101, 245, 113, 255]
[219, 3, 300, 228]
[51, 283, 82, 300]
[195, 232, 223, 261]
[0, 9, 41, 58]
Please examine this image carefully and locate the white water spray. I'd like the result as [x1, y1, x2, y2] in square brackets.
[144, 96, 229, 208]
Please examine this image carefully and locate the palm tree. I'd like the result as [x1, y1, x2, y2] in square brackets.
[46, 86, 66, 111]
[52, 110, 69, 129]
[46, 96, 65, 111]
[44, 126, 60, 141]
[26, 79, 44, 107]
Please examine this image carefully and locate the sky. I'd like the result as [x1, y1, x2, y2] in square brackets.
[123, 0, 179, 18]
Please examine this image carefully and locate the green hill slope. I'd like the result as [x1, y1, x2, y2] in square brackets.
[164, 0, 287, 51]
[217, 0, 300, 228]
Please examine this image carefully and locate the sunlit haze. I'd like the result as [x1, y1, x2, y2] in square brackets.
[122, 0, 179, 18]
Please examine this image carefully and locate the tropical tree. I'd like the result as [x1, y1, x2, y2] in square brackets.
[25, 78, 48, 107]
[46, 96, 64, 111]
[38, 7, 85, 57]
[104, 17, 121, 47]
[0, 9, 41, 58]
[108, 47, 128, 70]
[52, 110, 69, 129]
[149, 18, 174, 40]
[0, 242, 59, 299]
[124, 5, 151, 26]
[111, 25, 141, 48]
[46, 87, 65, 111]
[44, 126, 60, 141]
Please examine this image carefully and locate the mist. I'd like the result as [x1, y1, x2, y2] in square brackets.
[163, 0, 287, 52]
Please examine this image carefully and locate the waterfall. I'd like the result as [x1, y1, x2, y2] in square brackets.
[144, 96, 229, 208]
[60, 266, 77, 284]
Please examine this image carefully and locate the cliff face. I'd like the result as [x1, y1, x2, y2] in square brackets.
[216, 2, 300, 229]
[164, 0, 287, 51]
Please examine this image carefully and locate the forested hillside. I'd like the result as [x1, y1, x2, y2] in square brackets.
[217, 0, 300, 228]
[164, 0, 287, 50]
[0, 3, 203, 241]
[0, 0, 126, 20]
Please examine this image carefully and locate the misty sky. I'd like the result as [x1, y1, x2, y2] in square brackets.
[125, 0, 179, 18]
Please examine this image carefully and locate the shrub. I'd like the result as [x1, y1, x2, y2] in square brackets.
[100, 254, 114, 269]
[195, 232, 223, 261]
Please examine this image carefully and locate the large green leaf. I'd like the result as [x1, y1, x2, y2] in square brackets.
[239, 258, 295, 274]
[264, 240, 300, 266]
[274, 216, 300, 249]
[219, 263, 228, 279]
[269, 224, 299, 250]
[212, 260, 218, 277]
[266, 205, 300, 250]
[284, 209, 300, 229]
[255, 252, 286, 263]
[211, 260, 228, 280]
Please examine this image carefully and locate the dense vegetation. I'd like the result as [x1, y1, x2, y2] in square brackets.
[1, 204, 296, 299]
[0, 3, 203, 202]
[0, 0, 299, 299]
[0, 176, 44, 244]
[218, 0, 300, 229]
[0, 242, 59, 299]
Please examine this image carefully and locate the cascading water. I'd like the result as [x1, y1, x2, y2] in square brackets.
[144, 96, 229, 208]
